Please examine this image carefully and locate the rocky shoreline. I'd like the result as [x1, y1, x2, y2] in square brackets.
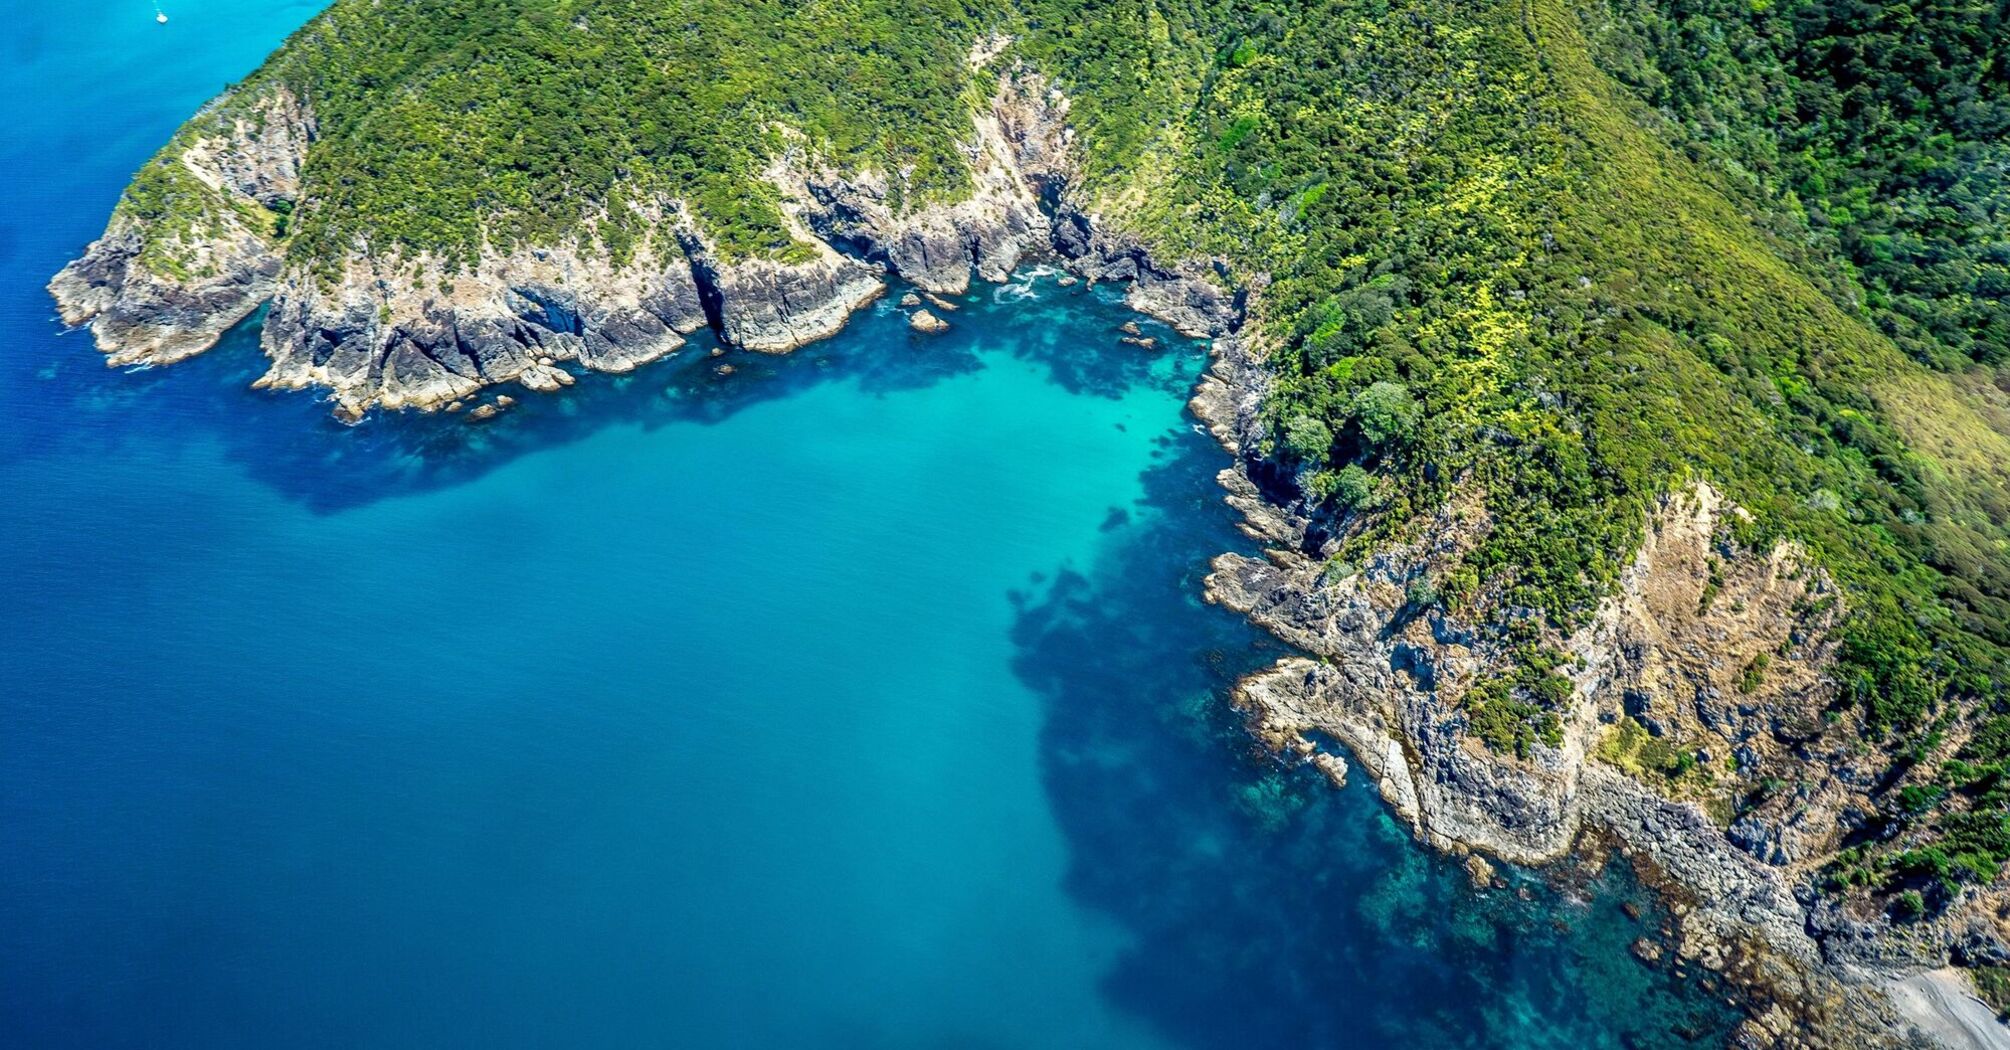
[49, 53, 1996, 1050]
[1189, 334, 2001, 1048]
[49, 68, 1233, 422]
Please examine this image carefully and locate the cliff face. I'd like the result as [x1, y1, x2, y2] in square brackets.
[251, 236, 712, 416]
[49, 220, 278, 368]
[1196, 416, 1863, 880]
[49, 89, 311, 367]
[53, 94, 873, 419]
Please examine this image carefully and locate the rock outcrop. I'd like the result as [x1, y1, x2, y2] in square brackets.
[49, 89, 312, 367]
[764, 110, 1051, 295]
[685, 245, 883, 354]
[52, 57, 1247, 422]
[252, 236, 712, 418]
[49, 220, 278, 368]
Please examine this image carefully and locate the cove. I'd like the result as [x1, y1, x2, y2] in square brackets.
[1, 4, 1741, 1049]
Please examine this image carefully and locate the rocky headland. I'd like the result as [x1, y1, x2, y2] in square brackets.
[1191, 339, 2009, 1048]
[50, 63, 1232, 422]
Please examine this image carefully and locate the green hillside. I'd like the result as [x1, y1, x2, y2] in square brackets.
[1023, 0, 2010, 915]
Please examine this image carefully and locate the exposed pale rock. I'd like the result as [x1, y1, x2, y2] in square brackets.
[762, 74, 1060, 295]
[683, 237, 884, 353]
[908, 309, 949, 334]
[518, 363, 574, 393]
[47, 89, 311, 368]
[252, 234, 709, 417]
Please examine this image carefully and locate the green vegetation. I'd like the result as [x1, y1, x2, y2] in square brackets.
[119, 0, 2010, 910]
[1463, 631, 1574, 757]
[1890, 888, 1927, 922]
[1598, 716, 1702, 781]
[1738, 653, 1770, 694]
[1577, 0, 2010, 373]
[1018, 0, 2009, 906]
[194, 0, 1002, 269]
[116, 129, 275, 278]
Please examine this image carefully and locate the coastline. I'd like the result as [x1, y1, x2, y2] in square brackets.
[47, 56, 1996, 1050]
[1187, 326, 2001, 1048]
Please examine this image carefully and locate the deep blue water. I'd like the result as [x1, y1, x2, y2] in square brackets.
[0, 5, 1743, 1048]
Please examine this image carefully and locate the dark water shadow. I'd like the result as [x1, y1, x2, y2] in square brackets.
[1010, 427, 1746, 1049]
[984, 278, 1197, 401]
[2, 273, 1194, 515]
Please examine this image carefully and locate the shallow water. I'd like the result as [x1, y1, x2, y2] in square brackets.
[0, 5, 1741, 1048]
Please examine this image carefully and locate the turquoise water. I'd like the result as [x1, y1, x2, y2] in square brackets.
[0, 5, 1742, 1048]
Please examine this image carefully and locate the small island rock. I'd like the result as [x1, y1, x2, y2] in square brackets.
[909, 309, 949, 334]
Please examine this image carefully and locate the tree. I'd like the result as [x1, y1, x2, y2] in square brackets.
[1354, 381, 1420, 447]
[1282, 413, 1334, 462]
[1324, 463, 1374, 507]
